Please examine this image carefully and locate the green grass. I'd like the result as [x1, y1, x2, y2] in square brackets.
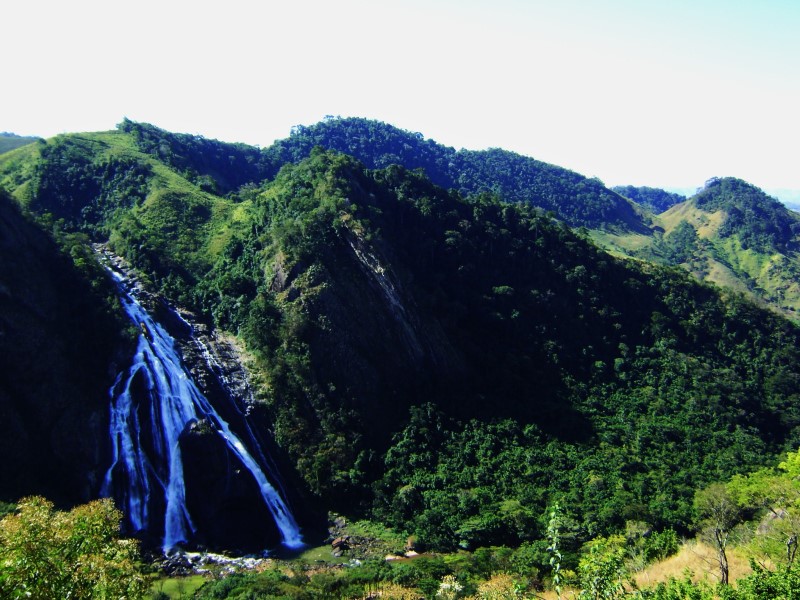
[147, 575, 208, 599]
[294, 543, 350, 564]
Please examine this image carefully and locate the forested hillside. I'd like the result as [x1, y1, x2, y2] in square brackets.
[118, 117, 643, 231]
[612, 185, 686, 213]
[111, 118, 800, 320]
[3, 125, 800, 568]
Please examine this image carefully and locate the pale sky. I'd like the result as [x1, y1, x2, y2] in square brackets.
[3, 0, 799, 194]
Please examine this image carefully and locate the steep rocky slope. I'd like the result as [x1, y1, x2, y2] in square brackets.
[0, 191, 126, 504]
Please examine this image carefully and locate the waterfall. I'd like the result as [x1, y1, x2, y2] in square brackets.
[100, 269, 304, 553]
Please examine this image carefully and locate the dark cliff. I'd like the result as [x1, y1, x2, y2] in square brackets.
[0, 191, 127, 505]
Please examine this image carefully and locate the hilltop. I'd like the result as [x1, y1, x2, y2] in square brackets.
[110, 119, 800, 319]
[610, 177, 800, 317]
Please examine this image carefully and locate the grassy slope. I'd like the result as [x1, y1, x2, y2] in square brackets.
[0, 130, 240, 284]
[0, 135, 39, 155]
[599, 194, 800, 318]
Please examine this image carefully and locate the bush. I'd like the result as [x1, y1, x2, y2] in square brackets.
[0, 496, 149, 599]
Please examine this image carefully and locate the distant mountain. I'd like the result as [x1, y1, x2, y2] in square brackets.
[605, 177, 800, 317]
[612, 185, 686, 213]
[766, 188, 800, 211]
[3, 127, 800, 553]
[0, 132, 40, 154]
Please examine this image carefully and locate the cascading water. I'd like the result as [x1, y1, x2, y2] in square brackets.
[100, 267, 304, 554]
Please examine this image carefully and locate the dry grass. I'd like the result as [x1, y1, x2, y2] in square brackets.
[633, 541, 753, 588]
[535, 542, 756, 599]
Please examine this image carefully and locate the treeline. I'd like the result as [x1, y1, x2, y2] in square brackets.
[120, 117, 642, 230]
[266, 116, 641, 230]
[118, 118, 273, 194]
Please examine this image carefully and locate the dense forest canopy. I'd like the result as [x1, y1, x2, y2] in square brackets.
[119, 117, 643, 231]
[612, 185, 686, 213]
[3, 120, 800, 599]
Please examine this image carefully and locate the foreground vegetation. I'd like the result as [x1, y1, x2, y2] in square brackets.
[7, 449, 800, 600]
[174, 445, 800, 597]
[0, 497, 148, 599]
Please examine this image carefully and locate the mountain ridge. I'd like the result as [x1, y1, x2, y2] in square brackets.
[118, 117, 644, 231]
[2, 120, 800, 554]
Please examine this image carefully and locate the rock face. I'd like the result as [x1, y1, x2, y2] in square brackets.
[179, 419, 282, 552]
[0, 194, 122, 506]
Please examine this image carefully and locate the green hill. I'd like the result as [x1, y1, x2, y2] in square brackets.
[0, 132, 40, 155]
[612, 185, 686, 213]
[264, 116, 645, 231]
[119, 117, 645, 231]
[3, 127, 800, 555]
[603, 178, 800, 317]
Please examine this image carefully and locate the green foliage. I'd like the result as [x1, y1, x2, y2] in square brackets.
[193, 570, 295, 599]
[29, 135, 151, 236]
[694, 177, 800, 253]
[0, 501, 15, 520]
[0, 132, 40, 155]
[0, 496, 148, 599]
[643, 529, 680, 564]
[267, 116, 642, 230]
[118, 118, 271, 194]
[148, 575, 207, 599]
[729, 562, 800, 599]
[577, 535, 630, 600]
[612, 185, 686, 214]
[661, 221, 699, 265]
[637, 574, 717, 600]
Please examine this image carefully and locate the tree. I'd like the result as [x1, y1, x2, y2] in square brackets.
[577, 535, 630, 600]
[727, 450, 800, 567]
[0, 496, 149, 599]
[694, 483, 741, 585]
